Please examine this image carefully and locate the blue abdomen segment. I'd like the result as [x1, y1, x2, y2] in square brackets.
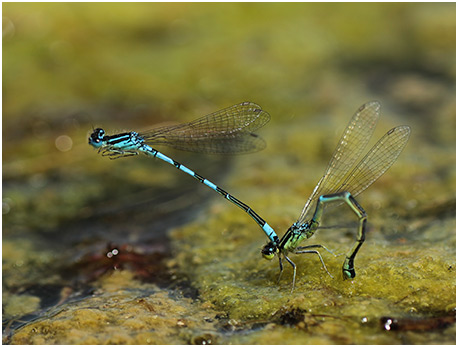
[142, 145, 278, 242]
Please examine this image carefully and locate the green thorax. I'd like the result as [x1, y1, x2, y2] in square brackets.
[279, 220, 319, 252]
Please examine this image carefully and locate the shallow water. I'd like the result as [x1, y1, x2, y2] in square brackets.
[3, 3, 455, 344]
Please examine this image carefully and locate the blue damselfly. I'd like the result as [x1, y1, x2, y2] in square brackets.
[88, 102, 279, 243]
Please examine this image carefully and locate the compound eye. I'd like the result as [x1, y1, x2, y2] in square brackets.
[262, 251, 275, 260]
[95, 128, 105, 140]
[261, 243, 276, 260]
[91, 128, 105, 142]
[89, 128, 106, 147]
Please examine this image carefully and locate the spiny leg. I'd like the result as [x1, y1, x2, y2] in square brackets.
[277, 255, 284, 284]
[311, 191, 367, 280]
[100, 148, 139, 159]
[279, 247, 333, 292]
[296, 244, 337, 256]
[282, 254, 297, 293]
[294, 246, 334, 279]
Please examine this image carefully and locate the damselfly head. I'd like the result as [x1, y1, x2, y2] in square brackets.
[88, 128, 106, 148]
[261, 241, 278, 260]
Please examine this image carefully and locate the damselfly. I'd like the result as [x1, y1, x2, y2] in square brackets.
[260, 101, 410, 291]
[88, 102, 279, 243]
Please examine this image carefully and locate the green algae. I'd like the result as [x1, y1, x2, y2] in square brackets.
[9, 272, 224, 345]
[3, 294, 41, 319]
[171, 192, 455, 344]
[3, 2, 455, 344]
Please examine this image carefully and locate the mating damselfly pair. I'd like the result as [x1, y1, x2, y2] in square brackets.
[89, 101, 410, 291]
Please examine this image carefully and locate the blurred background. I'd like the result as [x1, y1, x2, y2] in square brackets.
[3, 3, 455, 344]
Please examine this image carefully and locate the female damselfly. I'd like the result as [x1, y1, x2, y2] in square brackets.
[260, 101, 410, 291]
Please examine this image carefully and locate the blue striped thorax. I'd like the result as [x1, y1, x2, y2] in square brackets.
[88, 129, 144, 151]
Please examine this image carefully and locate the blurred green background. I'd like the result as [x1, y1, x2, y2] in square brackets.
[3, 3, 455, 344]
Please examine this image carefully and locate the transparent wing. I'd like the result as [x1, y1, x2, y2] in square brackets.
[336, 125, 411, 198]
[139, 102, 270, 154]
[297, 101, 381, 223]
